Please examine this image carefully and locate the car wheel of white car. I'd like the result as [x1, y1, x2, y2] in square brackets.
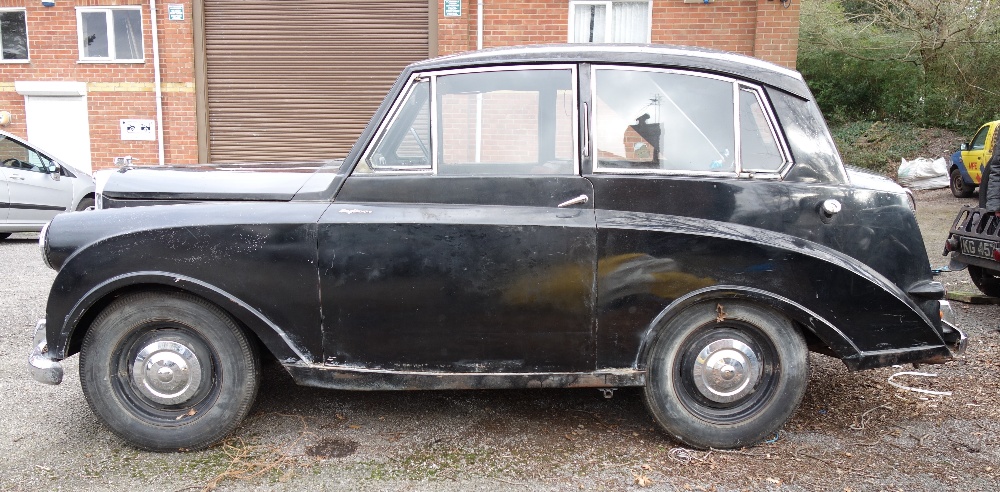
[643, 300, 808, 449]
[76, 197, 95, 211]
[0, 233, 10, 241]
[80, 291, 260, 451]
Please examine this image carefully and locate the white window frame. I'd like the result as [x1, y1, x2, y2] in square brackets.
[76, 6, 144, 63]
[568, 0, 653, 44]
[0, 8, 29, 63]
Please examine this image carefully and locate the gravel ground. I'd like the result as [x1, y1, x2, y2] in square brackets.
[1, 189, 999, 491]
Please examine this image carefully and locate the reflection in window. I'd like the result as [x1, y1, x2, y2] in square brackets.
[79, 8, 143, 61]
[739, 89, 784, 171]
[594, 69, 735, 172]
[366, 80, 431, 171]
[0, 10, 28, 60]
[437, 69, 575, 175]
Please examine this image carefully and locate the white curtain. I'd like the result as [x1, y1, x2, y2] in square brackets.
[612, 1, 649, 43]
[572, 3, 608, 43]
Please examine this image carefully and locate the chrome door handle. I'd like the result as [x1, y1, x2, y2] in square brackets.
[557, 194, 589, 208]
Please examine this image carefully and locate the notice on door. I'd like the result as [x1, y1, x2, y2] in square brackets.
[120, 119, 156, 141]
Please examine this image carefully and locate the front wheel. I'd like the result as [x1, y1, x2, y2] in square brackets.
[80, 291, 260, 451]
[0, 233, 10, 241]
[76, 197, 95, 211]
[951, 168, 976, 198]
[643, 301, 808, 449]
[969, 265, 1000, 297]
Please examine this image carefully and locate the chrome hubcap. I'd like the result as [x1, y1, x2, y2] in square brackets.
[131, 340, 202, 405]
[691, 338, 761, 403]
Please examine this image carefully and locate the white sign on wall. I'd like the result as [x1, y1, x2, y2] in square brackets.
[120, 119, 156, 141]
[168, 4, 185, 20]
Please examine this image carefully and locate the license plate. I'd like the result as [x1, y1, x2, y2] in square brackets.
[960, 237, 996, 259]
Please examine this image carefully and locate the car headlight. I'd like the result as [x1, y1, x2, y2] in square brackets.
[39, 220, 54, 270]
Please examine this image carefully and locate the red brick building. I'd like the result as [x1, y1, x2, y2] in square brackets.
[0, 0, 798, 173]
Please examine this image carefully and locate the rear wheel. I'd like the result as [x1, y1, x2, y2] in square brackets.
[643, 301, 808, 449]
[951, 168, 975, 198]
[969, 265, 1000, 297]
[0, 233, 10, 241]
[80, 291, 260, 451]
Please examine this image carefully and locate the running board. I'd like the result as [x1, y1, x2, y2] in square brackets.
[283, 364, 646, 391]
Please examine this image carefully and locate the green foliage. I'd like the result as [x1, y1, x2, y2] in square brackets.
[830, 120, 921, 175]
[798, 0, 1000, 132]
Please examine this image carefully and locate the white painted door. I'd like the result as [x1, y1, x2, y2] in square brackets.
[24, 96, 92, 174]
[16, 81, 92, 174]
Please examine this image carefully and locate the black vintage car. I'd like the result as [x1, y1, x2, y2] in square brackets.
[29, 45, 964, 452]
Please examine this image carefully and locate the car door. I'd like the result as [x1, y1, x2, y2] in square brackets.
[962, 123, 991, 184]
[0, 134, 72, 225]
[0, 166, 9, 225]
[318, 66, 598, 373]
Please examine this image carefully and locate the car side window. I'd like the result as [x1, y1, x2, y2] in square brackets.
[594, 68, 735, 173]
[739, 88, 784, 172]
[0, 135, 49, 173]
[365, 80, 431, 172]
[971, 126, 989, 151]
[436, 69, 575, 176]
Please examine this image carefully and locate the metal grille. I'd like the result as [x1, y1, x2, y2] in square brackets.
[203, 0, 429, 162]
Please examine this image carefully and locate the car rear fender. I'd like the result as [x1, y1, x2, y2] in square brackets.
[50, 271, 314, 364]
[634, 286, 861, 368]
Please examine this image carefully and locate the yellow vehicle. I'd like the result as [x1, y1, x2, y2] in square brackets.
[951, 120, 1000, 197]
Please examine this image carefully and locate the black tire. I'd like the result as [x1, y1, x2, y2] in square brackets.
[0, 233, 10, 241]
[643, 301, 808, 449]
[80, 291, 260, 451]
[76, 197, 95, 211]
[951, 168, 975, 198]
[969, 265, 1000, 297]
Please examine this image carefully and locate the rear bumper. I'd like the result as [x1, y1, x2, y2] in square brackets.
[28, 319, 63, 385]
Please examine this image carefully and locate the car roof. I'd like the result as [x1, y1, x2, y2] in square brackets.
[407, 44, 811, 99]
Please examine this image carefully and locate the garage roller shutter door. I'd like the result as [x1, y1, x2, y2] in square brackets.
[204, 0, 429, 162]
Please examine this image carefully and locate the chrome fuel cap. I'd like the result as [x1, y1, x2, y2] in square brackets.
[132, 340, 203, 406]
[690, 339, 761, 403]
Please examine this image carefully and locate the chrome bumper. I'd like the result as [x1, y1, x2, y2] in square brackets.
[28, 319, 63, 385]
[938, 301, 967, 356]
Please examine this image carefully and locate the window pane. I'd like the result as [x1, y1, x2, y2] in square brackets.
[572, 4, 607, 43]
[1, 11, 28, 60]
[595, 69, 735, 172]
[972, 127, 989, 150]
[611, 2, 648, 43]
[82, 11, 109, 58]
[739, 90, 784, 171]
[437, 70, 575, 175]
[112, 10, 142, 59]
[0, 136, 31, 167]
[367, 80, 430, 170]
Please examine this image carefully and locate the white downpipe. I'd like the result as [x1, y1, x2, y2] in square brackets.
[475, 0, 484, 163]
[150, 0, 165, 165]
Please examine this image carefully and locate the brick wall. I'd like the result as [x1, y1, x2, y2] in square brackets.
[436, 0, 800, 69]
[0, 0, 197, 171]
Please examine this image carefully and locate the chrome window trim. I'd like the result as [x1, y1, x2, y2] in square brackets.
[737, 85, 794, 174]
[359, 73, 434, 176]
[360, 64, 580, 177]
[589, 65, 794, 179]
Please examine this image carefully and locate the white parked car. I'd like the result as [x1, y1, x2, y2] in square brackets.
[0, 131, 95, 240]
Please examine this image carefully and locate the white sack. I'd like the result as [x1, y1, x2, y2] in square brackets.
[897, 157, 949, 190]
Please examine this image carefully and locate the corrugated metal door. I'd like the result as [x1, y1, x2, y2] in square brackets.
[203, 0, 429, 162]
